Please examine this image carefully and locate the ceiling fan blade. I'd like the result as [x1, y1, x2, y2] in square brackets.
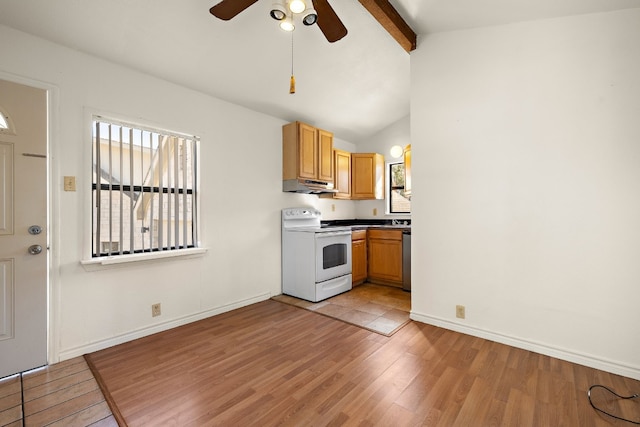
[312, 0, 348, 42]
[209, 0, 259, 21]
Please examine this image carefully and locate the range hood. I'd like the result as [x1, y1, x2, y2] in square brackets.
[283, 179, 337, 194]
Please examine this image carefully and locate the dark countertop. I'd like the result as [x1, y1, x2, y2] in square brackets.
[321, 219, 411, 231]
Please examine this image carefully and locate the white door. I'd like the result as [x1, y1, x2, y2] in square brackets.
[0, 79, 48, 378]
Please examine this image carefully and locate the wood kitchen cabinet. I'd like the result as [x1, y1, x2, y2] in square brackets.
[282, 121, 333, 184]
[351, 153, 384, 200]
[403, 144, 411, 198]
[367, 229, 403, 287]
[332, 149, 351, 199]
[317, 128, 334, 182]
[351, 229, 367, 285]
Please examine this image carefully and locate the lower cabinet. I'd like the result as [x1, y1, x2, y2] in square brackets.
[351, 229, 367, 285]
[367, 229, 403, 287]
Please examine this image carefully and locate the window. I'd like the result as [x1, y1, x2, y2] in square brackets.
[92, 116, 199, 258]
[388, 161, 411, 214]
[0, 108, 15, 135]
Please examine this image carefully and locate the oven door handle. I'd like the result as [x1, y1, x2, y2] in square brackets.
[316, 231, 352, 238]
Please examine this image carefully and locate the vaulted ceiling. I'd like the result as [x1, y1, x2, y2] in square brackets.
[0, 0, 637, 142]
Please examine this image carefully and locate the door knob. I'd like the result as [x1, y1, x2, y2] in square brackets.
[28, 245, 43, 255]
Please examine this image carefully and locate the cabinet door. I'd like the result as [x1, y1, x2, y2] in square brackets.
[298, 122, 317, 179]
[404, 144, 411, 198]
[352, 239, 367, 285]
[351, 153, 384, 200]
[368, 230, 403, 286]
[318, 129, 334, 182]
[333, 149, 351, 199]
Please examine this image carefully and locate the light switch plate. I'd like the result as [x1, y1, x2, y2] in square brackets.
[64, 176, 76, 192]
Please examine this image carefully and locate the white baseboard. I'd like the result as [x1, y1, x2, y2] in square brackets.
[58, 292, 272, 361]
[410, 311, 640, 381]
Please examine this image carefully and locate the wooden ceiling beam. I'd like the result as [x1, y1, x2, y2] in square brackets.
[358, 0, 417, 53]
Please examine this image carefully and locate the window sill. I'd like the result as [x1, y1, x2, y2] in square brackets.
[80, 247, 207, 271]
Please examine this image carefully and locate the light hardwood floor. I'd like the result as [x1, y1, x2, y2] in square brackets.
[83, 299, 640, 426]
[0, 357, 117, 427]
[3, 297, 638, 426]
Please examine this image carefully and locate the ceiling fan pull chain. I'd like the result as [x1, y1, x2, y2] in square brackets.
[290, 30, 296, 94]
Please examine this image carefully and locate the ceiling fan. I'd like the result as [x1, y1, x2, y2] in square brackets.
[209, 0, 348, 43]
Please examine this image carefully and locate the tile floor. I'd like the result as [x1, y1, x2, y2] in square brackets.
[272, 282, 411, 336]
[0, 357, 116, 427]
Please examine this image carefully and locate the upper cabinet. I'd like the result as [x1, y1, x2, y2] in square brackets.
[403, 144, 411, 198]
[282, 121, 388, 200]
[351, 153, 385, 200]
[317, 129, 334, 182]
[282, 121, 333, 184]
[333, 149, 352, 199]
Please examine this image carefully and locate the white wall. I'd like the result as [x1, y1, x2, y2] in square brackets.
[410, 9, 640, 379]
[1, 25, 330, 361]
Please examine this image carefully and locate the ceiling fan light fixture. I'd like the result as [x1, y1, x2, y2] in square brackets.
[301, 7, 317, 26]
[280, 15, 295, 32]
[270, 1, 287, 20]
[289, 0, 306, 14]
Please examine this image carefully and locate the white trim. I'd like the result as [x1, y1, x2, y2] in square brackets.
[57, 292, 272, 361]
[80, 247, 207, 270]
[93, 114, 199, 140]
[410, 311, 640, 381]
[0, 71, 61, 369]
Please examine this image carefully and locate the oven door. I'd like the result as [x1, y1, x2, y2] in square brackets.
[315, 230, 352, 283]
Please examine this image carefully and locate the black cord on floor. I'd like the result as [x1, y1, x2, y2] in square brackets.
[588, 384, 640, 424]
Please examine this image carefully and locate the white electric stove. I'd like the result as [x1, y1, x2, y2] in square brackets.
[281, 208, 352, 302]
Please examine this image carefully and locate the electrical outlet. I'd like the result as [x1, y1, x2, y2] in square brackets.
[331, 204, 336, 212]
[373, 208, 378, 216]
[456, 305, 465, 319]
[152, 303, 161, 317]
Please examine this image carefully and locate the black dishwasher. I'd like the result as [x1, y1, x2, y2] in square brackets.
[402, 229, 411, 291]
